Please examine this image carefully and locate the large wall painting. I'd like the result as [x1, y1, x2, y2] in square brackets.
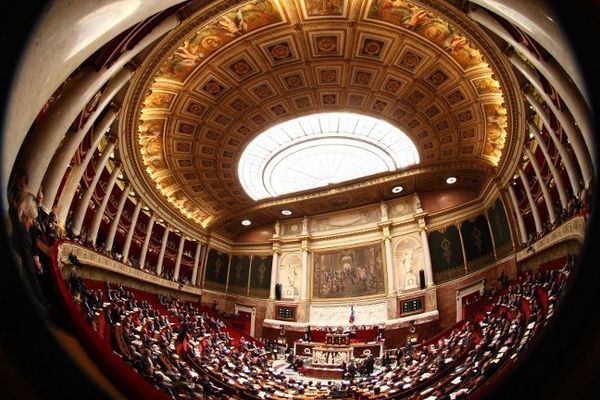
[428, 225, 465, 283]
[313, 243, 385, 299]
[249, 255, 272, 298]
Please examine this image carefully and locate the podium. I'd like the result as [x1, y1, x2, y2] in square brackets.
[325, 333, 350, 345]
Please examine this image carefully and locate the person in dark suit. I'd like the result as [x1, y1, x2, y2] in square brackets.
[13, 192, 47, 307]
[364, 354, 375, 375]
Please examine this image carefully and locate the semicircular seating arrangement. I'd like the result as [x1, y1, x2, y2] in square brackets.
[52, 241, 574, 400]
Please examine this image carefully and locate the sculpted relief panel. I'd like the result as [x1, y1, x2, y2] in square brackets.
[309, 205, 380, 233]
[388, 195, 417, 219]
[309, 302, 388, 326]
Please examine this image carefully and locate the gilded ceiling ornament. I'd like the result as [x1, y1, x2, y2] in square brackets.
[122, 0, 515, 237]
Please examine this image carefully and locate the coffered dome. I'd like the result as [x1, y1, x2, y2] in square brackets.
[119, 0, 522, 237]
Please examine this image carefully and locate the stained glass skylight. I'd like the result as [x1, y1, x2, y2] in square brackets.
[238, 112, 419, 200]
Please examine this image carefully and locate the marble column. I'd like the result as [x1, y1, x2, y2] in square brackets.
[299, 216, 310, 301]
[384, 235, 396, 294]
[138, 214, 155, 270]
[269, 249, 280, 300]
[104, 184, 129, 251]
[122, 200, 142, 263]
[508, 185, 528, 244]
[528, 122, 568, 208]
[17, 15, 180, 196]
[174, 235, 185, 281]
[469, 0, 586, 97]
[526, 92, 581, 195]
[270, 220, 281, 299]
[471, 2, 595, 160]
[300, 245, 309, 301]
[509, 53, 594, 181]
[191, 242, 201, 286]
[4, 11, 182, 199]
[420, 228, 433, 287]
[88, 164, 121, 244]
[56, 110, 117, 224]
[199, 240, 210, 287]
[518, 168, 542, 233]
[156, 225, 170, 276]
[42, 67, 132, 212]
[525, 147, 556, 223]
[71, 141, 116, 235]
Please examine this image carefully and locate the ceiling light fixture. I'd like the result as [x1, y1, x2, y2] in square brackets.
[241, 219, 252, 226]
[446, 177, 457, 184]
[281, 209, 292, 216]
[392, 185, 403, 193]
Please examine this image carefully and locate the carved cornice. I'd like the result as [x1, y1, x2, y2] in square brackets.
[516, 216, 587, 262]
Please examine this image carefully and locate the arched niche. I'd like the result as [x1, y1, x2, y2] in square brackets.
[393, 234, 424, 291]
[279, 253, 302, 300]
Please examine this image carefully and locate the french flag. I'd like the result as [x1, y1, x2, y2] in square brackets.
[349, 305, 355, 324]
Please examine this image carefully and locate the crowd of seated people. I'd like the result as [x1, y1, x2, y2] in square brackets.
[523, 187, 590, 248]
[62, 249, 573, 400]
[65, 233, 197, 285]
[68, 278, 230, 399]
[406, 257, 573, 400]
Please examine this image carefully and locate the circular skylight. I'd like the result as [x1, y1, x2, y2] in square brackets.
[238, 112, 420, 200]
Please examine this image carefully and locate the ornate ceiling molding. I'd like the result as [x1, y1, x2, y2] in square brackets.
[118, 0, 524, 239]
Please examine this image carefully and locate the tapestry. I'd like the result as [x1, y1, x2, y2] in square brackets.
[487, 198, 514, 258]
[227, 255, 250, 295]
[203, 248, 229, 292]
[249, 255, 272, 298]
[313, 242, 385, 299]
[428, 225, 465, 283]
[461, 214, 495, 272]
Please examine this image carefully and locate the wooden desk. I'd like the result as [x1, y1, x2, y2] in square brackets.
[312, 346, 352, 366]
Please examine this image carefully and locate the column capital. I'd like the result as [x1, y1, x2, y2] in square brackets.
[301, 238, 310, 251]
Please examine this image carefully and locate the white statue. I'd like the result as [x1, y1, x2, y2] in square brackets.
[403, 249, 418, 289]
[403, 250, 413, 273]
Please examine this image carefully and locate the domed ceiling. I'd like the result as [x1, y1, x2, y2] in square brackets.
[119, 0, 523, 238]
